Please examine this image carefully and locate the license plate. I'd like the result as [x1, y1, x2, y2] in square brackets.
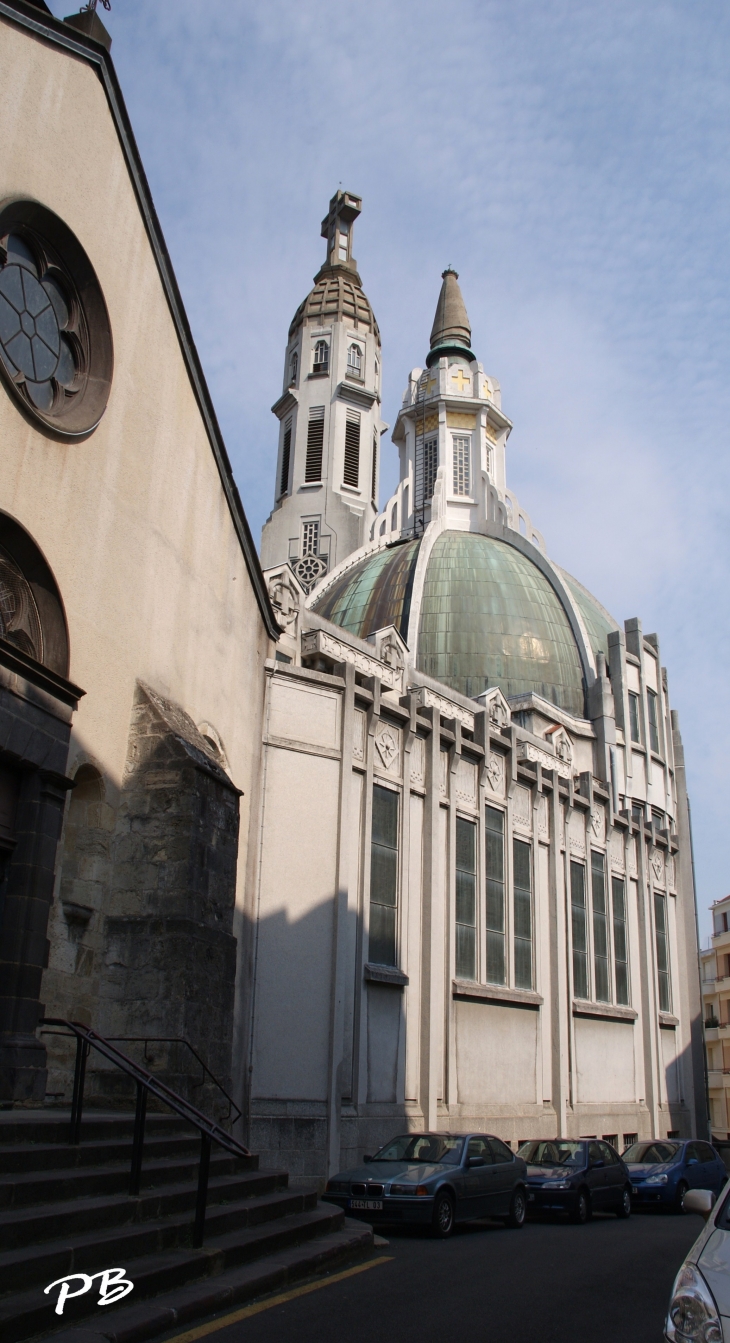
[527, 1192, 535, 1202]
[350, 1198, 383, 1211]
[631, 1186, 637, 1194]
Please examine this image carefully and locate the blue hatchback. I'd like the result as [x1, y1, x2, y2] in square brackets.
[623, 1139, 727, 1211]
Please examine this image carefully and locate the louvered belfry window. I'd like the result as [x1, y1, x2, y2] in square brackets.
[371, 431, 378, 506]
[279, 417, 292, 497]
[415, 435, 438, 508]
[343, 409, 361, 488]
[452, 435, 471, 495]
[305, 407, 325, 482]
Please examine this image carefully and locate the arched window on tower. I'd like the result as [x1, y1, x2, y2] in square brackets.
[0, 512, 68, 676]
[313, 340, 329, 375]
[289, 351, 298, 387]
[347, 343, 362, 380]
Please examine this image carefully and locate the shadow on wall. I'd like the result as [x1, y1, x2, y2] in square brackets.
[41, 682, 241, 1123]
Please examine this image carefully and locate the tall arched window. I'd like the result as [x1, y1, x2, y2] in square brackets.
[313, 340, 329, 375]
[347, 343, 362, 379]
[0, 512, 68, 675]
[289, 351, 298, 386]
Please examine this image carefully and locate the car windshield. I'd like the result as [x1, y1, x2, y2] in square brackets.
[622, 1141, 680, 1164]
[518, 1140, 585, 1166]
[370, 1134, 465, 1165]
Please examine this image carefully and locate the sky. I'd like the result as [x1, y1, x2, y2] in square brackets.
[49, 0, 729, 939]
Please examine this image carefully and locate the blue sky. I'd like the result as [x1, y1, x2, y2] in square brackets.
[52, 0, 729, 937]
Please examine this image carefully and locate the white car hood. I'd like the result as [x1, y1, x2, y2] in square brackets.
[698, 1229, 730, 1319]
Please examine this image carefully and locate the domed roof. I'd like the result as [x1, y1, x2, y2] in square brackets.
[288, 264, 380, 342]
[311, 530, 616, 717]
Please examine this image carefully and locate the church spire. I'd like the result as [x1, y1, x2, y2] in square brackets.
[427, 267, 474, 366]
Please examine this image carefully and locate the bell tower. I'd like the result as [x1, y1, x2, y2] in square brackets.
[261, 191, 386, 591]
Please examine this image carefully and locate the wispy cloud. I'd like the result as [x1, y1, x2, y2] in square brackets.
[48, 0, 730, 931]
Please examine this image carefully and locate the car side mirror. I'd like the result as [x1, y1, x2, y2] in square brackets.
[363, 1155, 373, 1163]
[468, 1156, 485, 1167]
[687, 1158, 699, 1166]
[684, 1189, 715, 1221]
[591, 1159, 604, 1168]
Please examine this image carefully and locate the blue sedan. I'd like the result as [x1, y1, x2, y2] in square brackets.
[323, 1132, 528, 1237]
[623, 1138, 727, 1211]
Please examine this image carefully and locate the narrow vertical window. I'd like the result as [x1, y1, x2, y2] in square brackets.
[279, 417, 292, 498]
[455, 817, 477, 980]
[305, 407, 324, 482]
[571, 861, 588, 999]
[313, 340, 329, 375]
[654, 891, 671, 1012]
[347, 343, 362, 378]
[338, 224, 349, 262]
[591, 850, 610, 1002]
[647, 690, 660, 754]
[486, 805, 505, 985]
[369, 785, 399, 967]
[628, 693, 641, 743]
[371, 431, 378, 506]
[343, 410, 361, 488]
[301, 520, 319, 557]
[289, 350, 298, 387]
[415, 435, 438, 508]
[452, 435, 470, 496]
[513, 839, 532, 990]
[612, 876, 629, 1005]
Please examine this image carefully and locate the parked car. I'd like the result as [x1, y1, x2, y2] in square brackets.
[518, 1138, 632, 1223]
[664, 1187, 728, 1340]
[623, 1139, 727, 1212]
[323, 1132, 528, 1238]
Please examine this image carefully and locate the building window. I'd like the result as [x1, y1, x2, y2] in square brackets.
[623, 1133, 638, 1150]
[289, 350, 298, 387]
[455, 817, 477, 980]
[655, 891, 671, 1012]
[612, 876, 629, 1005]
[305, 407, 325, 482]
[337, 224, 349, 262]
[628, 692, 641, 743]
[346, 343, 362, 379]
[571, 860, 589, 999]
[591, 851, 610, 1002]
[486, 805, 505, 985]
[279, 417, 292, 497]
[313, 340, 329, 375]
[369, 784, 399, 967]
[343, 410, 361, 488]
[647, 689, 660, 754]
[415, 435, 438, 509]
[452, 435, 471, 496]
[371, 431, 378, 506]
[513, 839, 532, 990]
[301, 520, 320, 557]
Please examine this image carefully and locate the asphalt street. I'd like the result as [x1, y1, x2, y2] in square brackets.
[162, 1208, 703, 1343]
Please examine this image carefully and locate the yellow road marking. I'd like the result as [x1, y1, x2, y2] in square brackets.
[166, 1255, 394, 1343]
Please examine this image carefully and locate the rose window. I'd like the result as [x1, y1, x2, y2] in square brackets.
[0, 200, 113, 437]
[0, 235, 77, 413]
[293, 554, 327, 593]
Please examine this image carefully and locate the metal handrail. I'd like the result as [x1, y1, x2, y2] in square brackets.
[39, 1019, 250, 1246]
[104, 1037, 241, 1124]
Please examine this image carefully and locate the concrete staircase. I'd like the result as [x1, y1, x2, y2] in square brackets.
[0, 1110, 371, 1343]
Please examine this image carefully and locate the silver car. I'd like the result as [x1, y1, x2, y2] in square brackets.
[665, 1185, 730, 1341]
[323, 1131, 528, 1238]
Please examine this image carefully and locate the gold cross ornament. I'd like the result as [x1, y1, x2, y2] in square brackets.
[451, 368, 471, 393]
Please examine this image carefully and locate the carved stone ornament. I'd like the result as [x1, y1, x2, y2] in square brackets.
[267, 570, 301, 631]
[513, 785, 531, 831]
[410, 735, 425, 788]
[301, 628, 403, 691]
[409, 685, 474, 731]
[375, 723, 400, 772]
[455, 758, 478, 807]
[293, 553, 327, 594]
[473, 686, 511, 729]
[379, 632, 405, 671]
[590, 807, 606, 844]
[485, 752, 505, 794]
[651, 848, 665, 884]
[543, 724, 573, 768]
[353, 709, 366, 762]
[517, 739, 572, 780]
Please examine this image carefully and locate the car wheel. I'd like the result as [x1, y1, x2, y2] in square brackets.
[431, 1191, 455, 1239]
[675, 1181, 689, 1214]
[570, 1190, 591, 1224]
[616, 1186, 631, 1219]
[504, 1187, 527, 1229]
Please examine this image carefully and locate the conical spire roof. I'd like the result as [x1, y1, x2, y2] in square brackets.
[430, 268, 471, 348]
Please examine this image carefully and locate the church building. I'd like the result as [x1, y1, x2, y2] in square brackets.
[251, 196, 706, 1180]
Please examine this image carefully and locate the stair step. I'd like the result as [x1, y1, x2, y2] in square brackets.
[0, 1185, 314, 1295]
[0, 1151, 254, 1208]
[0, 1112, 195, 1147]
[0, 1133, 203, 1175]
[0, 1203, 352, 1343]
[0, 1169, 291, 1252]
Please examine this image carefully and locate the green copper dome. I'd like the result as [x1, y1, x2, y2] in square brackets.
[312, 530, 596, 716]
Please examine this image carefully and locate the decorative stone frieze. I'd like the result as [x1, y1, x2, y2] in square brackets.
[302, 628, 403, 691]
[408, 684, 474, 731]
[517, 737, 572, 779]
